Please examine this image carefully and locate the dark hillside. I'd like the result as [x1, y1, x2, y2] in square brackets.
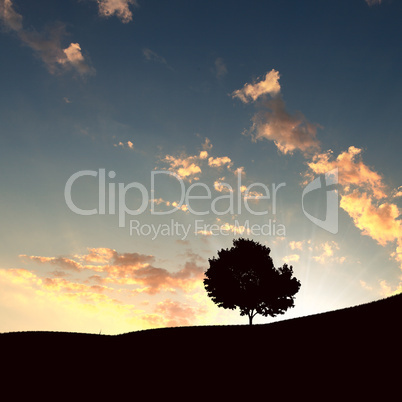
[1, 293, 401, 398]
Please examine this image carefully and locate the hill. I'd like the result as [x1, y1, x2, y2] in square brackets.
[1, 293, 401, 398]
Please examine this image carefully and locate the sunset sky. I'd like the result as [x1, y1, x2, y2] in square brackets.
[1, 0, 402, 334]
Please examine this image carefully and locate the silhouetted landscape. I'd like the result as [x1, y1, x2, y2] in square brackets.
[2, 293, 401, 398]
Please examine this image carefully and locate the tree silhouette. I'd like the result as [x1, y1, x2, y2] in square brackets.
[204, 238, 301, 325]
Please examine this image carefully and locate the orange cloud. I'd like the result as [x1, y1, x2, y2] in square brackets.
[251, 97, 321, 155]
[150, 198, 189, 213]
[0, 268, 145, 334]
[307, 146, 386, 199]
[340, 191, 402, 247]
[289, 241, 304, 251]
[95, 0, 138, 23]
[379, 279, 402, 297]
[0, 1, 94, 76]
[312, 241, 345, 265]
[142, 298, 207, 328]
[233, 70, 320, 155]
[161, 139, 236, 181]
[21, 248, 204, 295]
[283, 254, 300, 264]
[199, 150, 208, 159]
[208, 156, 232, 168]
[164, 154, 202, 181]
[60, 43, 94, 76]
[232, 69, 281, 103]
[214, 179, 232, 193]
[114, 140, 134, 149]
[0, 0, 22, 31]
[197, 222, 251, 236]
[83, 247, 117, 264]
[21, 255, 84, 271]
[106, 261, 205, 294]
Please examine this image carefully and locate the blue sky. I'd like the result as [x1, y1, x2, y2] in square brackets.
[1, 0, 402, 334]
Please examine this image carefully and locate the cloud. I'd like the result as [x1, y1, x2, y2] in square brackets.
[142, 48, 168, 65]
[123, 261, 205, 294]
[214, 57, 227, 79]
[214, 178, 232, 193]
[283, 254, 300, 264]
[359, 280, 373, 291]
[251, 97, 321, 155]
[21, 248, 204, 295]
[20, 255, 85, 271]
[143, 298, 207, 327]
[59, 42, 94, 76]
[232, 70, 281, 103]
[340, 191, 402, 247]
[164, 154, 202, 181]
[379, 279, 402, 297]
[199, 150, 208, 159]
[0, 268, 144, 334]
[289, 241, 304, 251]
[197, 221, 251, 236]
[392, 186, 402, 199]
[0, 0, 22, 31]
[307, 146, 386, 199]
[365, 0, 382, 6]
[150, 198, 189, 213]
[83, 247, 118, 263]
[202, 137, 213, 151]
[208, 156, 232, 168]
[114, 140, 134, 149]
[95, 0, 138, 23]
[233, 70, 320, 155]
[0, 1, 94, 76]
[42, 277, 112, 295]
[312, 241, 343, 264]
[161, 139, 235, 181]
[306, 144, 402, 271]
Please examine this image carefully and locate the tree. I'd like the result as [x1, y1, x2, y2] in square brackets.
[204, 238, 301, 325]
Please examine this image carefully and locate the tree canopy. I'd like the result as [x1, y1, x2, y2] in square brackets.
[204, 238, 301, 325]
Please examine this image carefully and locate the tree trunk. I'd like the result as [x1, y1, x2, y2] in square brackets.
[248, 313, 253, 325]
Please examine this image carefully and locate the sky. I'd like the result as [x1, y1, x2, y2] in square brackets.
[1, 0, 402, 334]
